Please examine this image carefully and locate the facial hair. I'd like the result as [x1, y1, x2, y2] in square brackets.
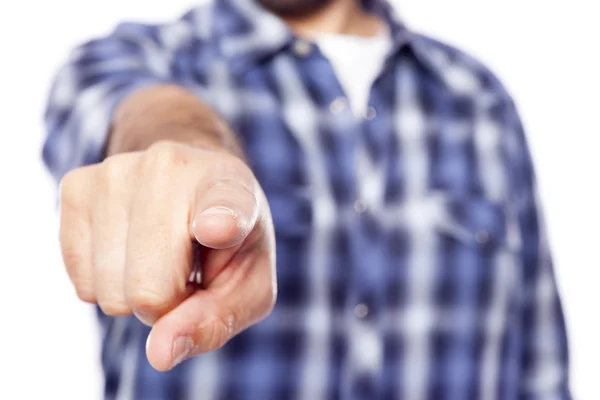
[256, 0, 336, 17]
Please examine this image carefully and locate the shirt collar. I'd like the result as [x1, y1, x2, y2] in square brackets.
[212, 0, 417, 75]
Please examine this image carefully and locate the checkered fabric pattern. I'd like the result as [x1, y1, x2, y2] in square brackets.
[43, 0, 570, 398]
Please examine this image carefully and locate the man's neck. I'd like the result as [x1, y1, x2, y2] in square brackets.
[283, 0, 384, 38]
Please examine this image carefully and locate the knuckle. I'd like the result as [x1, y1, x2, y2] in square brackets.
[99, 156, 128, 193]
[199, 314, 235, 352]
[98, 299, 131, 316]
[126, 287, 170, 314]
[59, 168, 86, 208]
[73, 282, 96, 304]
[60, 243, 85, 276]
[60, 247, 94, 303]
[248, 265, 277, 322]
[220, 155, 254, 182]
[144, 141, 187, 172]
[207, 162, 257, 201]
[259, 278, 277, 318]
[221, 154, 248, 174]
[266, 284, 277, 313]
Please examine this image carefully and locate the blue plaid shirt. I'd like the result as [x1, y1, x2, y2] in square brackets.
[43, 0, 571, 399]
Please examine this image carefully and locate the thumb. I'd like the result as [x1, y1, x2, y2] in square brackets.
[144, 243, 275, 371]
[144, 290, 233, 371]
[191, 158, 259, 250]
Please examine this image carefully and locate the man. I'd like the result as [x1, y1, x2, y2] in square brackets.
[43, 0, 571, 398]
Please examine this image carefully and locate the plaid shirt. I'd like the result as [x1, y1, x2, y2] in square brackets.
[43, 0, 571, 399]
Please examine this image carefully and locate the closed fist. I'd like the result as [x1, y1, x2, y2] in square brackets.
[58, 140, 277, 371]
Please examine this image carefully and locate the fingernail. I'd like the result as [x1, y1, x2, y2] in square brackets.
[134, 310, 155, 327]
[146, 330, 152, 354]
[200, 206, 236, 217]
[171, 336, 193, 368]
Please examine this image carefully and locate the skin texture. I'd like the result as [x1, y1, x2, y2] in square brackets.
[60, 86, 276, 371]
[59, 0, 383, 372]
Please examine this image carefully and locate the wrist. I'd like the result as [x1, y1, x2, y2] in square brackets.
[107, 84, 242, 157]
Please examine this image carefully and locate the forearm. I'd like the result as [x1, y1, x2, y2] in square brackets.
[107, 84, 243, 157]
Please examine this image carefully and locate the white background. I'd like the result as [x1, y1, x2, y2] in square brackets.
[0, 1, 598, 399]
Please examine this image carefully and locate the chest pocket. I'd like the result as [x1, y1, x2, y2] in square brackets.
[391, 193, 511, 249]
[433, 194, 511, 256]
[386, 191, 518, 291]
[396, 192, 519, 311]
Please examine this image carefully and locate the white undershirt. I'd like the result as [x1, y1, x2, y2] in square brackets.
[314, 31, 392, 118]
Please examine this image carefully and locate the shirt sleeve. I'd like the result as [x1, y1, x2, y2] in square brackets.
[503, 100, 572, 399]
[42, 20, 193, 183]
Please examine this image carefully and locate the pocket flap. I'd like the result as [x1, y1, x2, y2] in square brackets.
[436, 194, 508, 250]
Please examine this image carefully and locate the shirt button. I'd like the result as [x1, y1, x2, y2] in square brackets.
[475, 230, 490, 244]
[293, 40, 312, 57]
[354, 303, 369, 319]
[329, 96, 348, 114]
[364, 106, 377, 120]
[353, 199, 368, 214]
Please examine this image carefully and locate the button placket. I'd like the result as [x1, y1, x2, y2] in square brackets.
[329, 96, 348, 114]
[354, 303, 369, 319]
[353, 199, 368, 214]
[364, 106, 377, 120]
[293, 40, 312, 57]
